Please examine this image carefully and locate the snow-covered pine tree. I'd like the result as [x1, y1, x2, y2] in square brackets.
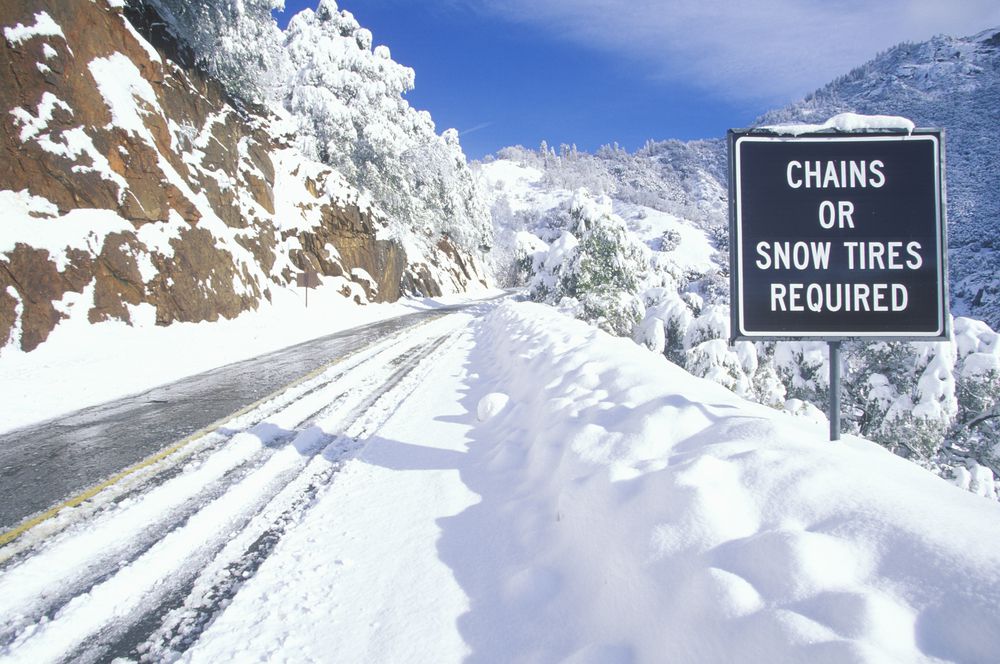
[527, 189, 648, 336]
[138, 0, 288, 105]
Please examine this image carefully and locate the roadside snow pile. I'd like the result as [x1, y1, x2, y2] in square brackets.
[0, 288, 498, 433]
[473, 301, 1000, 662]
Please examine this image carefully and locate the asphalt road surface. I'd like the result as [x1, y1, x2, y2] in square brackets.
[0, 304, 475, 532]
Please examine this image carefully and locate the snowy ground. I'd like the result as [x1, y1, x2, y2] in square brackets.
[3, 300, 998, 663]
[0, 283, 501, 434]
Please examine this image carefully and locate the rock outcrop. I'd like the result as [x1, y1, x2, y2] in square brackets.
[1, 0, 487, 352]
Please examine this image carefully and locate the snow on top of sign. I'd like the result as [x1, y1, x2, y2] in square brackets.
[761, 112, 916, 136]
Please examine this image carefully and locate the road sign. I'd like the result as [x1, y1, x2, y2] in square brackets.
[728, 129, 948, 341]
[296, 271, 321, 288]
[296, 270, 321, 307]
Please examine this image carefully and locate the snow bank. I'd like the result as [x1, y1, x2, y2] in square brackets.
[0, 287, 501, 433]
[469, 301, 1000, 662]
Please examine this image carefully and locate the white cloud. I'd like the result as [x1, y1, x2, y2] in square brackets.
[465, 0, 1000, 104]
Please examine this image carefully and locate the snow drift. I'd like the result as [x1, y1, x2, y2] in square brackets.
[465, 301, 1000, 663]
[140, 300, 1000, 662]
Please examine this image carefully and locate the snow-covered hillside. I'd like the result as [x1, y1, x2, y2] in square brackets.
[480, 26, 1000, 500]
[758, 27, 1000, 326]
[482, 114, 1000, 500]
[1, 0, 492, 356]
[481, 153, 720, 288]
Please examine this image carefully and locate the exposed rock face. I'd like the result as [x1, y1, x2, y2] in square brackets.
[0, 0, 487, 352]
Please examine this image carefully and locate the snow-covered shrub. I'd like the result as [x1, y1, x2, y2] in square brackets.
[528, 190, 648, 336]
[529, 230, 579, 304]
[686, 338, 750, 395]
[749, 343, 787, 408]
[681, 306, 755, 396]
[634, 314, 666, 354]
[948, 317, 1000, 473]
[843, 341, 921, 438]
[844, 341, 957, 460]
[658, 228, 682, 252]
[773, 341, 829, 406]
[637, 286, 693, 367]
[951, 458, 998, 500]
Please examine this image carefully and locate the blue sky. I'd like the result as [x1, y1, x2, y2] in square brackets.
[274, 1, 1000, 161]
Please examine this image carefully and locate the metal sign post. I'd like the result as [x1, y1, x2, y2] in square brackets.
[728, 128, 948, 441]
[829, 340, 841, 441]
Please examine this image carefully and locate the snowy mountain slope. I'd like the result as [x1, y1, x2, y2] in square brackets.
[483, 139, 727, 237]
[481, 157, 720, 287]
[0, 0, 490, 355]
[758, 27, 1000, 326]
[489, 27, 1000, 329]
[491, 119, 1000, 500]
[12, 299, 997, 661]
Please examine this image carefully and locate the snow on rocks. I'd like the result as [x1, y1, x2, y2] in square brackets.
[88, 53, 159, 137]
[0, 190, 133, 270]
[3, 11, 66, 46]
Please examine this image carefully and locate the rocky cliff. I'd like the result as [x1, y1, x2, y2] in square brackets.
[1, 0, 487, 352]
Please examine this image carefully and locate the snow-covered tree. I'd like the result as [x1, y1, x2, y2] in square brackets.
[948, 318, 1000, 474]
[139, 0, 289, 105]
[282, 1, 491, 254]
[528, 190, 648, 336]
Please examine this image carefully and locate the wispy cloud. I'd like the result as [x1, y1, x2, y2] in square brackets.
[459, 121, 494, 136]
[462, 0, 1000, 104]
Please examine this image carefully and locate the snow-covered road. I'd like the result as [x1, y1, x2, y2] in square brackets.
[0, 306, 481, 662]
[0, 304, 473, 532]
[2, 300, 999, 663]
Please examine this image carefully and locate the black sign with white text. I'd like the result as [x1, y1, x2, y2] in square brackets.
[729, 131, 948, 340]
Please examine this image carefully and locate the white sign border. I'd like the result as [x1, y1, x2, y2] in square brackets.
[731, 131, 947, 340]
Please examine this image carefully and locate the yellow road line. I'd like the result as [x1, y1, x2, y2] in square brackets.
[0, 359, 349, 550]
[0, 316, 442, 550]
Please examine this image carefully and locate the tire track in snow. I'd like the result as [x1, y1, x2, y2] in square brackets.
[0, 320, 437, 628]
[0, 313, 448, 562]
[129, 333, 457, 662]
[0, 314, 467, 663]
